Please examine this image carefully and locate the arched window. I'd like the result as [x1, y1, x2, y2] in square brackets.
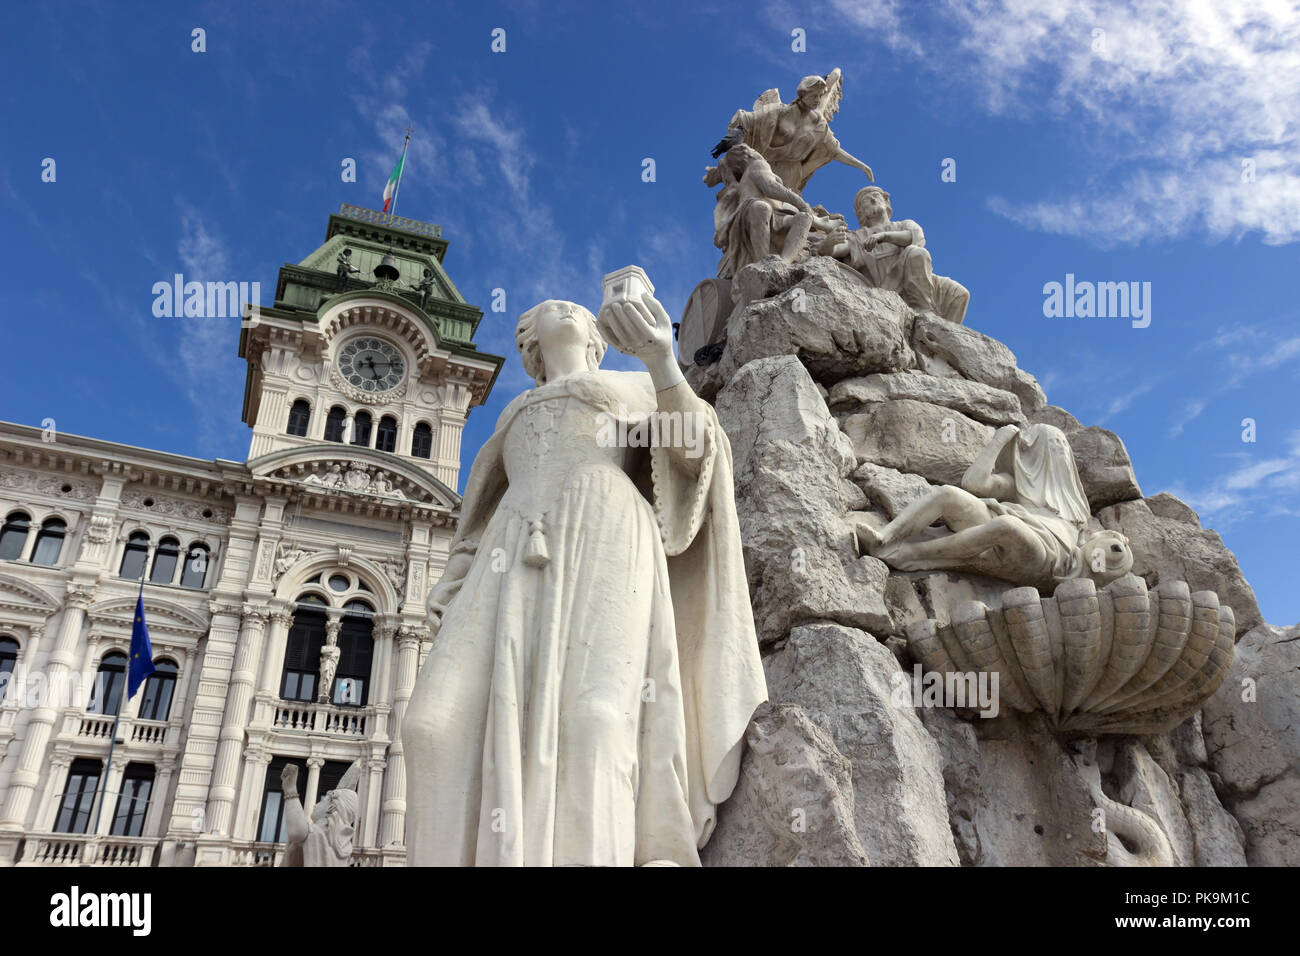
[0, 511, 30, 560]
[286, 399, 311, 437]
[54, 758, 103, 834]
[150, 536, 180, 584]
[30, 517, 67, 566]
[334, 601, 374, 706]
[180, 542, 210, 589]
[376, 415, 398, 453]
[324, 406, 347, 443]
[119, 532, 150, 579]
[411, 422, 433, 459]
[110, 763, 155, 837]
[280, 606, 325, 703]
[0, 636, 18, 705]
[351, 411, 373, 447]
[88, 651, 127, 715]
[138, 658, 178, 721]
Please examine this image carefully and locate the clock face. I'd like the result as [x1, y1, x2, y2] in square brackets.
[338, 338, 405, 392]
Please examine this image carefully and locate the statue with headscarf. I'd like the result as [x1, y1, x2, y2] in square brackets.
[860, 424, 1134, 591]
[278, 760, 361, 867]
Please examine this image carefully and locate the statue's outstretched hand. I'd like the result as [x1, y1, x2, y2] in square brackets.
[280, 763, 299, 797]
[597, 293, 674, 364]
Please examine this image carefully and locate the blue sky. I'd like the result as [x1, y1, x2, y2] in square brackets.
[3, 0, 1298, 624]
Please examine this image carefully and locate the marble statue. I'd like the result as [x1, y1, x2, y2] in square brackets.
[710, 69, 873, 195]
[278, 761, 361, 867]
[818, 186, 969, 324]
[707, 144, 842, 279]
[402, 275, 767, 867]
[318, 627, 340, 703]
[861, 424, 1133, 590]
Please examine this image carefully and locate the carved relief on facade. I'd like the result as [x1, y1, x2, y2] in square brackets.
[120, 489, 231, 524]
[0, 469, 96, 500]
[275, 461, 425, 502]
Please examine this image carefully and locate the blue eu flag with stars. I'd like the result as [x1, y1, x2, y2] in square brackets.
[128, 591, 156, 698]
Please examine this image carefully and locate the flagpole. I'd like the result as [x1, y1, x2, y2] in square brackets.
[87, 568, 144, 844]
[388, 125, 412, 220]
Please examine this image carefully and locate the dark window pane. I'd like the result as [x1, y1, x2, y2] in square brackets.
[88, 652, 127, 715]
[376, 416, 398, 453]
[55, 758, 103, 834]
[180, 544, 209, 589]
[286, 400, 311, 437]
[150, 538, 179, 584]
[110, 764, 155, 837]
[119, 532, 149, 579]
[138, 660, 177, 721]
[0, 513, 30, 560]
[324, 407, 347, 443]
[333, 614, 373, 706]
[281, 609, 325, 702]
[31, 519, 66, 566]
[0, 637, 17, 706]
[258, 757, 307, 843]
[351, 411, 372, 447]
[411, 423, 432, 459]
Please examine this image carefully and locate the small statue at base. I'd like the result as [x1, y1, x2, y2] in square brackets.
[335, 248, 361, 292]
[278, 761, 361, 867]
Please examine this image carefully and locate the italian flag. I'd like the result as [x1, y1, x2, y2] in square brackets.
[382, 152, 405, 212]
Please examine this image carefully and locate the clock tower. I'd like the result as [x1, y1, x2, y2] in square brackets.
[238, 204, 503, 490]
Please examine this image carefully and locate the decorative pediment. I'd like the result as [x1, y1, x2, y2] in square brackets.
[0, 573, 60, 618]
[248, 445, 459, 509]
[88, 595, 209, 638]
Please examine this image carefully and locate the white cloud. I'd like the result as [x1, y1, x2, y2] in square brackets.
[818, 0, 1300, 246]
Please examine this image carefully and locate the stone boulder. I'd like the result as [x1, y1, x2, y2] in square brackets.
[1202, 622, 1300, 865]
[840, 400, 994, 486]
[702, 703, 870, 867]
[716, 356, 892, 645]
[829, 370, 1024, 426]
[1097, 497, 1263, 636]
[719, 256, 915, 385]
[910, 313, 1046, 415]
[763, 622, 959, 865]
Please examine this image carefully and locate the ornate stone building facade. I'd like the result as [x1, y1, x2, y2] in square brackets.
[0, 206, 502, 866]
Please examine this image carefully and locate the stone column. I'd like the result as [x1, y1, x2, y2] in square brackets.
[303, 757, 324, 812]
[378, 625, 424, 845]
[232, 740, 267, 842]
[204, 605, 268, 836]
[33, 750, 74, 833]
[362, 755, 385, 849]
[145, 758, 176, 838]
[256, 606, 294, 701]
[0, 583, 94, 829]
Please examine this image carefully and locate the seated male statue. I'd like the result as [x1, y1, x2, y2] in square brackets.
[818, 186, 969, 324]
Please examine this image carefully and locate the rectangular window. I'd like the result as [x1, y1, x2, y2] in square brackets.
[54, 758, 103, 834]
[110, 764, 155, 837]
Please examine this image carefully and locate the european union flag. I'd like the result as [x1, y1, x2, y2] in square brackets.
[128, 592, 157, 698]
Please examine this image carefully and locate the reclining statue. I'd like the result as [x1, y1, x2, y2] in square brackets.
[859, 423, 1133, 591]
[818, 186, 969, 324]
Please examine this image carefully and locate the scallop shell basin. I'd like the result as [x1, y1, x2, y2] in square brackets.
[904, 573, 1235, 735]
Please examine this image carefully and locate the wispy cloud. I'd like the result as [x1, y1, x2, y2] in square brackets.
[1171, 325, 1300, 435]
[1168, 429, 1300, 524]
[812, 0, 1300, 247]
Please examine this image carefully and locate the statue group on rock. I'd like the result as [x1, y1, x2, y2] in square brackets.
[702, 69, 968, 326]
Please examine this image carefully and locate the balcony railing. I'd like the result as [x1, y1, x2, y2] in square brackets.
[272, 700, 371, 737]
[338, 203, 442, 238]
[229, 842, 394, 867]
[20, 833, 157, 867]
[73, 714, 169, 746]
[130, 719, 168, 745]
